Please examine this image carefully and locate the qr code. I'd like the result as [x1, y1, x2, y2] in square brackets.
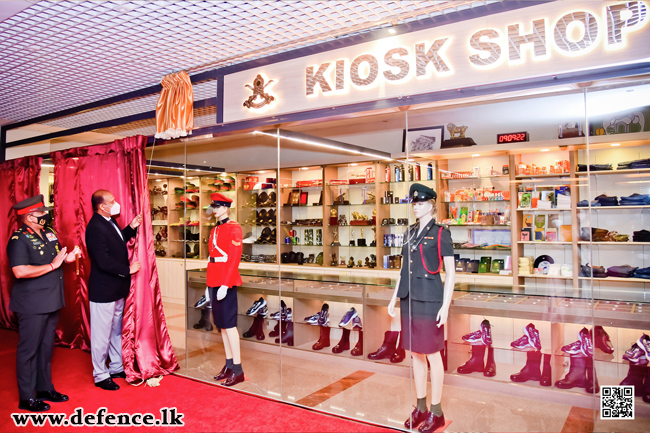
[601, 386, 634, 420]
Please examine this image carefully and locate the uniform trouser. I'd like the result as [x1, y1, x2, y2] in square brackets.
[16, 310, 60, 401]
[90, 298, 124, 383]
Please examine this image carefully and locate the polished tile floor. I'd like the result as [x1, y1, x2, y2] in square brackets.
[163, 302, 650, 432]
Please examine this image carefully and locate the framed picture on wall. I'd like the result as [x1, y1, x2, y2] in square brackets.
[402, 126, 444, 153]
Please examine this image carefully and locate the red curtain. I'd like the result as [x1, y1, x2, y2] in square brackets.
[0, 156, 42, 330]
[52, 136, 178, 381]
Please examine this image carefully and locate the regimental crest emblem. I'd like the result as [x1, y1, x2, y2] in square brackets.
[243, 74, 275, 109]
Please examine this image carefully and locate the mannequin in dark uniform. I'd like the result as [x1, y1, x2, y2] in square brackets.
[7, 195, 80, 412]
[388, 184, 455, 433]
[205, 192, 245, 387]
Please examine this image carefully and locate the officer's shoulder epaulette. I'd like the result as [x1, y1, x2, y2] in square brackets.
[436, 222, 449, 230]
[11, 227, 26, 239]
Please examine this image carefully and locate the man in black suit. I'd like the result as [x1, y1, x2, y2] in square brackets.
[85, 190, 141, 391]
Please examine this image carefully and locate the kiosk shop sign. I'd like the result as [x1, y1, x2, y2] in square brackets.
[224, 1, 649, 123]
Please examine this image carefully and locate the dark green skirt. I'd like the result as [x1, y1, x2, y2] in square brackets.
[400, 295, 445, 354]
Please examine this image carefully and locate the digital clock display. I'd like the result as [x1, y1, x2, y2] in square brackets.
[497, 132, 529, 143]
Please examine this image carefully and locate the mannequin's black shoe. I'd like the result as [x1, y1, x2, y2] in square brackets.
[510, 351, 541, 382]
[110, 371, 127, 379]
[36, 390, 69, 402]
[585, 357, 599, 394]
[221, 371, 245, 387]
[620, 363, 647, 395]
[555, 356, 587, 389]
[332, 328, 350, 353]
[18, 399, 50, 412]
[369, 331, 397, 360]
[404, 407, 428, 429]
[418, 412, 445, 433]
[457, 345, 485, 374]
[214, 366, 231, 381]
[540, 354, 552, 386]
[95, 378, 120, 391]
[484, 347, 497, 377]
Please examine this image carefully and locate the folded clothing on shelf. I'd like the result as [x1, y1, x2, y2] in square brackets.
[593, 194, 619, 206]
[617, 158, 650, 170]
[606, 265, 639, 278]
[633, 230, 650, 242]
[518, 256, 534, 276]
[576, 164, 613, 172]
[580, 264, 607, 278]
[619, 193, 650, 206]
[633, 267, 650, 279]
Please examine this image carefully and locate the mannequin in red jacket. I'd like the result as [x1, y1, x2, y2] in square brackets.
[206, 193, 244, 386]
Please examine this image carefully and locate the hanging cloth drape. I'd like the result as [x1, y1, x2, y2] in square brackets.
[155, 70, 194, 140]
[0, 156, 42, 330]
[51, 136, 178, 381]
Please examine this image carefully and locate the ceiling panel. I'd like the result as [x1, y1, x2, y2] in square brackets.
[0, 1, 498, 125]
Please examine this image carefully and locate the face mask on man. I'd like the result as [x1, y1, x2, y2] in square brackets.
[104, 201, 121, 216]
[31, 213, 51, 227]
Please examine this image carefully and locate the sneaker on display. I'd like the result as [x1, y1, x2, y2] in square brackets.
[480, 319, 492, 347]
[462, 329, 483, 345]
[194, 295, 208, 309]
[317, 303, 329, 327]
[624, 343, 648, 364]
[637, 334, 650, 358]
[561, 340, 582, 355]
[523, 323, 542, 351]
[511, 335, 531, 350]
[578, 327, 593, 357]
[352, 315, 362, 329]
[257, 305, 269, 319]
[246, 297, 267, 316]
[305, 313, 320, 325]
[339, 307, 358, 327]
[284, 308, 292, 322]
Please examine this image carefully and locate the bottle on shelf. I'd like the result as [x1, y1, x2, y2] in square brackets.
[415, 163, 421, 181]
[427, 162, 433, 181]
[385, 165, 391, 183]
[394, 165, 400, 182]
[408, 165, 414, 182]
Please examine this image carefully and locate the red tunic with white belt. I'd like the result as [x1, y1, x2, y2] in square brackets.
[207, 219, 243, 288]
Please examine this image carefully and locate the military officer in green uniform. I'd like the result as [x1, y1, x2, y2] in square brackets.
[388, 183, 455, 433]
[7, 194, 80, 412]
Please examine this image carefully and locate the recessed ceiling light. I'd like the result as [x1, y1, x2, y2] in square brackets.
[611, 143, 621, 147]
[388, 28, 396, 34]
[258, 171, 265, 174]
[156, 179, 162, 182]
[540, 149, 550, 152]
[350, 163, 358, 166]
[472, 154, 480, 157]
[301, 167, 309, 170]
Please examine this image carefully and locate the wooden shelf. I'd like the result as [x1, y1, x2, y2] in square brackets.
[577, 205, 650, 210]
[515, 173, 571, 179]
[576, 168, 650, 176]
[516, 208, 571, 212]
[578, 241, 650, 246]
[442, 200, 510, 203]
[518, 241, 571, 245]
[579, 276, 650, 283]
[521, 274, 572, 280]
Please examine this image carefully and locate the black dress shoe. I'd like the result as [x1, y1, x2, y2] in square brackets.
[36, 390, 69, 402]
[18, 399, 50, 412]
[418, 412, 445, 433]
[405, 408, 429, 429]
[220, 371, 245, 387]
[214, 366, 231, 381]
[95, 378, 120, 391]
[110, 371, 127, 379]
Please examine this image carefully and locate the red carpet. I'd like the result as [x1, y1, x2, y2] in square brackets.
[0, 329, 394, 432]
